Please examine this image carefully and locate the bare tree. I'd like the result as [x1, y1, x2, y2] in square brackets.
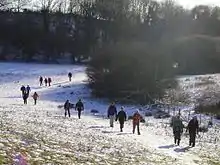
[68, 0, 82, 13]
[33, 0, 59, 11]
[56, 0, 69, 13]
[0, 0, 12, 10]
[10, 0, 31, 12]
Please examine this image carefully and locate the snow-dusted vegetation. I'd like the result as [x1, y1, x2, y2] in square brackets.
[0, 63, 219, 165]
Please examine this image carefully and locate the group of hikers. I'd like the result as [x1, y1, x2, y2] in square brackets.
[21, 71, 200, 148]
[20, 85, 39, 105]
[63, 100, 199, 147]
[21, 73, 73, 105]
[107, 102, 142, 135]
[39, 76, 52, 86]
[112, 103, 199, 147]
[172, 115, 199, 147]
[64, 99, 84, 119]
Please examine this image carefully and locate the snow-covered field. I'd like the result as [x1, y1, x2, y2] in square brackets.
[0, 63, 219, 165]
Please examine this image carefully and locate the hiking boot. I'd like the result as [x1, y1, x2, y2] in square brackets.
[177, 140, 180, 146]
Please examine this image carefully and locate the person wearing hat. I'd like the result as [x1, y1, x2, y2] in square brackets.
[172, 115, 184, 145]
[133, 110, 141, 135]
[116, 107, 127, 132]
[187, 116, 199, 147]
[75, 99, 84, 119]
[107, 102, 117, 127]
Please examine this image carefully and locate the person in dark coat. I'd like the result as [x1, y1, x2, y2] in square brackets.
[116, 107, 127, 132]
[187, 116, 199, 147]
[68, 72, 72, 82]
[39, 76, 43, 86]
[172, 115, 184, 146]
[23, 92, 28, 105]
[133, 110, 141, 135]
[20, 85, 26, 96]
[26, 85, 31, 97]
[48, 78, 52, 86]
[32, 92, 39, 105]
[44, 78, 48, 86]
[107, 102, 117, 127]
[64, 100, 71, 117]
[75, 99, 84, 119]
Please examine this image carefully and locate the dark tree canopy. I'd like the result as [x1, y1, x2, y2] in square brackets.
[1, 0, 220, 103]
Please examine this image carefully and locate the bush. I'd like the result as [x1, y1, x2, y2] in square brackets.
[91, 109, 99, 114]
[145, 111, 153, 117]
[154, 111, 170, 119]
[198, 126, 208, 133]
[216, 115, 220, 120]
[87, 42, 176, 104]
[195, 103, 220, 118]
[173, 35, 220, 75]
[140, 118, 146, 123]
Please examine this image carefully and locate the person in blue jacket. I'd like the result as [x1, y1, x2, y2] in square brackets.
[20, 85, 26, 96]
[107, 102, 117, 127]
[26, 85, 31, 97]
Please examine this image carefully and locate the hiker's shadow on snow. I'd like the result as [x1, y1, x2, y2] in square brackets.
[53, 81, 71, 87]
[174, 146, 191, 153]
[158, 144, 176, 149]
[30, 86, 42, 90]
[102, 130, 119, 134]
[88, 125, 109, 129]
[3, 96, 21, 99]
[117, 132, 133, 135]
[11, 103, 24, 106]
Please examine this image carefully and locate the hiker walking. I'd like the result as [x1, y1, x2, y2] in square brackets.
[32, 92, 39, 105]
[172, 115, 184, 146]
[20, 85, 26, 96]
[64, 100, 71, 117]
[187, 116, 199, 147]
[48, 77, 52, 86]
[68, 72, 72, 82]
[116, 107, 127, 132]
[23, 92, 28, 105]
[44, 78, 48, 86]
[26, 85, 31, 97]
[107, 102, 117, 127]
[39, 76, 43, 86]
[75, 99, 84, 119]
[133, 110, 141, 135]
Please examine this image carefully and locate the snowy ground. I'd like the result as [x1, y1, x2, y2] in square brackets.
[0, 63, 219, 165]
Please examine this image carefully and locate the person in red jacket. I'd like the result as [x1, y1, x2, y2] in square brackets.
[133, 110, 141, 135]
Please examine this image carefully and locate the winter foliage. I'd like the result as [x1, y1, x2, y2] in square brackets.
[0, 63, 219, 165]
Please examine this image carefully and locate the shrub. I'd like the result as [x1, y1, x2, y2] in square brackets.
[87, 42, 176, 104]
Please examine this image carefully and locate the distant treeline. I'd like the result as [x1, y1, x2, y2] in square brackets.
[1, 0, 220, 103]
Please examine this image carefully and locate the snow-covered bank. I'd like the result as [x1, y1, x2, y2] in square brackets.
[0, 63, 219, 165]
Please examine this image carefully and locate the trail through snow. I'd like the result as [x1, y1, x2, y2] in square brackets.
[0, 63, 219, 165]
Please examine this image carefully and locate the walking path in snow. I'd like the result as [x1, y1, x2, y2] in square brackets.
[0, 63, 219, 165]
